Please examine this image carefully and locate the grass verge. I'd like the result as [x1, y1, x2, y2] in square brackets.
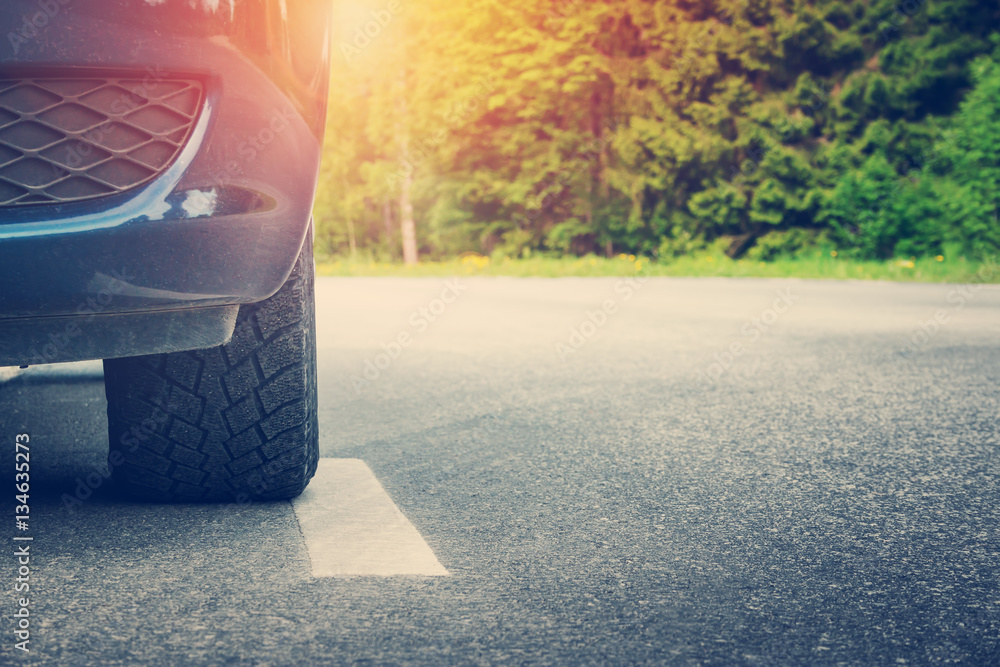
[317, 252, 1000, 283]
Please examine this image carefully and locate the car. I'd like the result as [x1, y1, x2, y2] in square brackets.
[0, 0, 332, 502]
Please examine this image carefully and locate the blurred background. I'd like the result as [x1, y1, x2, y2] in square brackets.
[313, 0, 1000, 279]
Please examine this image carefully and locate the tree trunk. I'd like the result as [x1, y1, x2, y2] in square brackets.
[397, 70, 418, 265]
[383, 197, 393, 242]
[346, 218, 357, 257]
[399, 163, 418, 265]
[343, 174, 356, 258]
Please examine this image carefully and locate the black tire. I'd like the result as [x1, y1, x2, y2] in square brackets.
[103, 239, 319, 502]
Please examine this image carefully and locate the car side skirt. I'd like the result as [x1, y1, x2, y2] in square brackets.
[0, 305, 238, 366]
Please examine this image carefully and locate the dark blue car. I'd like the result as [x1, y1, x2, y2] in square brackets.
[0, 0, 331, 501]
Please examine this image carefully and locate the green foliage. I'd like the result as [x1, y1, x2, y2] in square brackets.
[745, 229, 830, 261]
[657, 227, 707, 262]
[937, 48, 1000, 257]
[314, 0, 1000, 262]
[822, 153, 905, 258]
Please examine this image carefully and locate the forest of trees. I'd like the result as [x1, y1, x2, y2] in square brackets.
[314, 0, 1000, 263]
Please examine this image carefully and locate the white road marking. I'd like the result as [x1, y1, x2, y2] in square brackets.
[291, 459, 449, 577]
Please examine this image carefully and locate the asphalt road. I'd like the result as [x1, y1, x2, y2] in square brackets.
[2, 276, 1000, 665]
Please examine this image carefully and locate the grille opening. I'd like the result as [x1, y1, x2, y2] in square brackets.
[0, 76, 204, 207]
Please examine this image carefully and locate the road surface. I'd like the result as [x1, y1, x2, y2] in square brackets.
[2, 276, 999, 664]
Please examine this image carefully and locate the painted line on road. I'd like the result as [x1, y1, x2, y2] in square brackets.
[291, 459, 449, 577]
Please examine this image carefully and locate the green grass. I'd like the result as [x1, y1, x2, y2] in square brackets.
[317, 251, 1000, 283]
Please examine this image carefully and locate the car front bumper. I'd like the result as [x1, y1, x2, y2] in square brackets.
[0, 0, 330, 365]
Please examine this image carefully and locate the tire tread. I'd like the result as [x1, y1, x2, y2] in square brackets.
[104, 241, 318, 502]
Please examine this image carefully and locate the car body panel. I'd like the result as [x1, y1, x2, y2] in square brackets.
[0, 0, 331, 363]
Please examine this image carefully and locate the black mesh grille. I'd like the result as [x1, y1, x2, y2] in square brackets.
[0, 77, 204, 207]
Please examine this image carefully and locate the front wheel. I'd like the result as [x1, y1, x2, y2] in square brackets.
[103, 240, 319, 502]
